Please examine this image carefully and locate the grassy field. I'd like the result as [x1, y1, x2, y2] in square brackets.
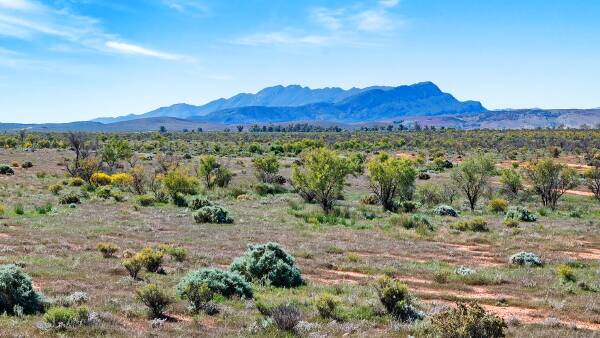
[0, 131, 599, 337]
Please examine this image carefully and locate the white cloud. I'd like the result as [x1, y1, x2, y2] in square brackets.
[354, 9, 394, 32]
[379, 0, 400, 8]
[0, 0, 40, 11]
[163, 0, 210, 15]
[311, 7, 343, 31]
[105, 41, 184, 61]
[236, 32, 329, 46]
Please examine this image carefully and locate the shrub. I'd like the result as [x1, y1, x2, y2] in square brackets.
[136, 284, 173, 318]
[360, 194, 379, 205]
[122, 258, 143, 279]
[189, 196, 212, 210]
[416, 183, 443, 206]
[367, 152, 417, 211]
[20, 161, 33, 169]
[44, 306, 89, 329]
[59, 193, 80, 205]
[315, 293, 338, 319]
[489, 198, 508, 213]
[556, 264, 576, 283]
[503, 219, 519, 228]
[433, 204, 459, 217]
[110, 172, 133, 188]
[96, 242, 119, 258]
[253, 154, 280, 183]
[49, 184, 63, 195]
[178, 281, 214, 314]
[162, 168, 199, 197]
[70, 177, 85, 186]
[176, 268, 253, 301]
[451, 218, 488, 232]
[14, 204, 24, 215]
[397, 200, 419, 213]
[429, 302, 507, 338]
[63, 292, 89, 307]
[254, 182, 287, 196]
[172, 192, 188, 207]
[505, 206, 537, 222]
[509, 252, 543, 267]
[500, 168, 523, 196]
[90, 172, 112, 186]
[525, 158, 578, 210]
[213, 167, 232, 188]
[374, 276, 423, 322]
[390, 214, 432, 230]
[158, 244, 188, 262]
[193, 206, 233, 224]
[271, 304, 301, 331]
[96, 186, 112, 199]
[230, 242, 303, 288]
[0, 165, 15, 175]
[0, 264, 44, 315]
[134, 247, 164, 273]
[136, 195, 155, 207]
[451, 154, 496, 211]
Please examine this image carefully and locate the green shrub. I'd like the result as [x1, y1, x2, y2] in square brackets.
[0, 264, 44, 315]
[0, 165, 14, 175]
[14, 204, 25, 215]
[188, 196, 212, 210]
[193, 206, 233, 224]
[49, 184, 63, 195]
[59, 193, 80, 205]
[158, 244, 188, 262]
[70, 177, 85, 186]
[122, 258, 143, 279]
[391, 214, 432, 230]
[134, 247, 164, 273]
[429, 302, 507, 338]
[213, 167, 232, 188]
[503, 219, 519, 228]
[254, 182, 288, 196]
[136, 284, 173, 318]
[505, 206, 537, 222]
[374, 276, 423, 322]
[451, 218, 488, 232]
[21, 161, 33, 169]
[416, 183, 443, 206]
[172, 192, 188, 207]
[44, 306, 89, 329]
[509, 252, 543, 267]
[176, 268, 253, 301]
[177, 281, 214, 314]
[433, 204, 459, 217]
[96, 242, 119, 258]
[136, 195, 155, 207]
[315, 293, 338, 319]
[556, 264, 576, 283]
[96, 186, 112, 199]
[397, 200, 419, 213]
[488, 198, 508, 213]
[230, 242, 303, 288]
[162, 168, 199, 197]
[35, 204, 52, 215]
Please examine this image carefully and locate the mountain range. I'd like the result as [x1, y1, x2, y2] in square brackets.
[1, 82, 599, 132]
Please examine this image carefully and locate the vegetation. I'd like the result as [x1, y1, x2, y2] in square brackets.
[525, 158, 578, 210]
[367, 152, 417, 211]
[450, 154, 496, 211]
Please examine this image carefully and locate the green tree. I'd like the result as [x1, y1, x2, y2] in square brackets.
[450, 154, 496, 211]
[525, 158, 578, 210]
[291, 148, 358, 213]
[197, 155, 230, 189]
[101, 139, 133, 172]
[585, 164, 600, 201]
[499, 168, 523, 196]
[367, 152, 417, 211]
[252, 154, 280, 183]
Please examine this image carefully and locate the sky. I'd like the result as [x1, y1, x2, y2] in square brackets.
[1, 0, 599, 123]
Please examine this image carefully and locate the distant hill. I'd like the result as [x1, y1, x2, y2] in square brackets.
[93, 84, 393, 123]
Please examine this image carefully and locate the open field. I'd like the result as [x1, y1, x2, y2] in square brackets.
[0, 130, 599, 337]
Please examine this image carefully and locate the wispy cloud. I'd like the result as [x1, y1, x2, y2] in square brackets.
[105, 41, 185, 61]
[236, 31, 330, 46]
[0, 0, 191, 62]
[163, 0, 210, 16]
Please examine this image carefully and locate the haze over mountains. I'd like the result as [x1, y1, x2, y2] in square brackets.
[1, 82, 599, 132]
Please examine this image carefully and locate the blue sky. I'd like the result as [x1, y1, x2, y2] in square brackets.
[1, 0, 599, 123]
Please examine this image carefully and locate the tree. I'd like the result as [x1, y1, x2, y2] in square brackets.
[525, 158, 578, 210]
[367, 152, 417, 211]
[237, 125, 244, 132]
[159, 126, 167, 133]
[198, 155, 222, 189]
[253, 154, 279, 183]
[450, 154, 496, 211]
[585, 164, 600, 201]
[291, 148, 359, 213]
[100, 139, 133, 173]
[499, 168, 523, 196]
[65, 132, 96, 179]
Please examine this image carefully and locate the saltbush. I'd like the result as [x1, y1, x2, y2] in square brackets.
[0, 165, 14, 175]
[230, 242, 303, 288]
[509, 252, 543, 267]
[429, 302, 507, 338]
[96, 242, 119, 258]
[505, 206, 537, 222]
[374, 276, 423, 322]
[433, 204, 459, 217]
[0, 264, 44, 315]
[193, 206, 233, 224]
[176, 268, 253, 301]
[271, 304, 302, 331]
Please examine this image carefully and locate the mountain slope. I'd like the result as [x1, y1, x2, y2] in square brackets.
[93, 85, 392, 123]
[195, 82, 486, 124]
